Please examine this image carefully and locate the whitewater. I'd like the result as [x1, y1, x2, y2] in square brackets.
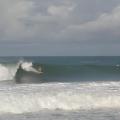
[0, 81, 120, 119]
[0, 56, 120, 120]
[1, 81, 120, 113]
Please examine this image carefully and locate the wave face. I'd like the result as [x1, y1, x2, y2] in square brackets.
[0, 82, 120, 114]
[42, 64, 120, 80]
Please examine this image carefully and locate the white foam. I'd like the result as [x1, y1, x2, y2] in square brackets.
[0, 64, 18, 81]
[0, 82, 120, 114]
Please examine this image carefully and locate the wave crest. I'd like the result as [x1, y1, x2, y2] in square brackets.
[0, 60, 42, 81]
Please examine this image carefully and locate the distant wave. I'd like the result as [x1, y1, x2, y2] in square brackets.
[0, 60, 42, 81]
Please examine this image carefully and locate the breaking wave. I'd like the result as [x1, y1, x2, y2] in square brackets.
[0, 59, 120, 82]
[0, 60, 42, 81]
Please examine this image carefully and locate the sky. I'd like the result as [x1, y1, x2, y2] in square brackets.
[0, 0, 120, 56]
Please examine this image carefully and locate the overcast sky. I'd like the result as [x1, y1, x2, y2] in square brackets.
[0, 0, 120, 56]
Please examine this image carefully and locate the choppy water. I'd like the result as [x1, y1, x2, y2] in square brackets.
[0, 56, 120, 120]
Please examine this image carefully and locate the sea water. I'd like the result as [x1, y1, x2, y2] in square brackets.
[0, 56, 120, 120]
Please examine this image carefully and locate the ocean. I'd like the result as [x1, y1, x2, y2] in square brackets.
[0, 56, 120, 120]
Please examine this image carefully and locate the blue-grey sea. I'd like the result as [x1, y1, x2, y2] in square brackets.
[0, 56, 120, 120]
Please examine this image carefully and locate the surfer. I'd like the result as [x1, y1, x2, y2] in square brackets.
[15, 63, 23, 83]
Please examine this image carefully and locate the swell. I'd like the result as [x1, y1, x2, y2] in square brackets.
[42, 64, 120, 81]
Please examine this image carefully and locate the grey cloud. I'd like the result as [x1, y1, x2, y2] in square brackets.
[58, 6, 120, 44]
[0, 0, 120, 55]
